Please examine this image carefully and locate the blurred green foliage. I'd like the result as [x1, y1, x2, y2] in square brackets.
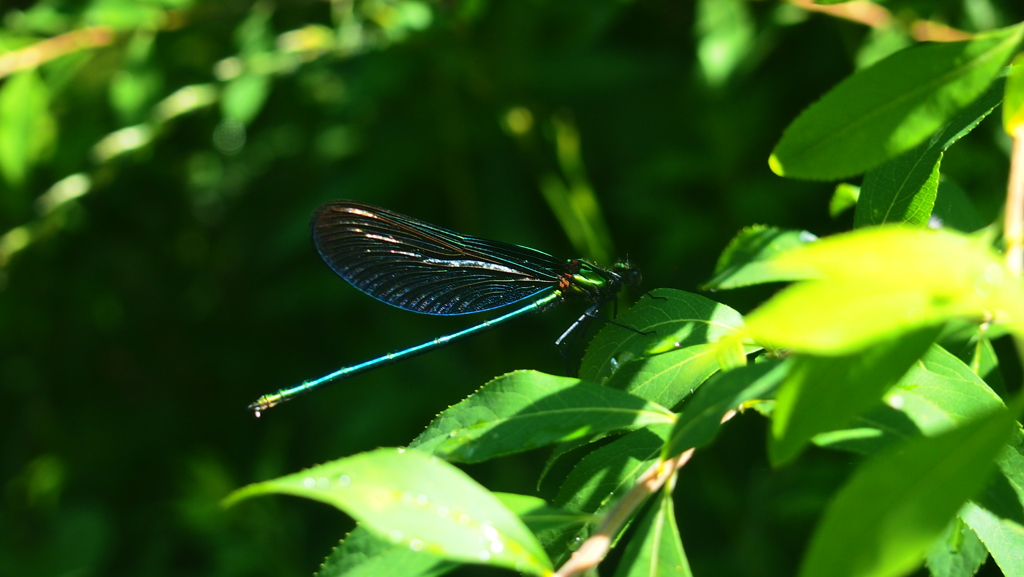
[2, 0, 1023, 576]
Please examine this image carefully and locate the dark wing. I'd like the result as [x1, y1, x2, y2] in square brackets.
[311, 201, 567, 315]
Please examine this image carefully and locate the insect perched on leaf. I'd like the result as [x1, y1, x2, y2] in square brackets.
[249, 200, 641, 415]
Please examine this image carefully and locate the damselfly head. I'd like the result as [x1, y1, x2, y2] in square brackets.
[613, 260, 641, 287]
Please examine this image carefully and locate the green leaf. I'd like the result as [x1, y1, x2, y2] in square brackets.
[887, 345, 1005, 436]
[108, 29, 163, 124]
[0, 70, 55, 186]
[743, 226, 1024, 355]
[222, 73, 271, 125]
[225, 448, 553, 576]
[554, 427, 669, 512]
[549, 427, 670, 565]
[924, 517, 988, 577]
[811, 405, 920, 456]
[853, 78, 1003, 227]
[797, 402, 1017, 577]
[1003, 53, 1024, 134]
[770, 327, 938, 466]
[494, 493, 593, 536]
[409, 371, 675, 462]
[704, 226, 818, 290]
[695, 0, 754, 87]
[976, 428, 1024, 526]
[769, 24, 1024, 180]
[829, 183, 860, 218]
[960, 503, 1024, 577]
[606, 343, 723, 410]
[931, 178, 985, 232]
[83, 0, 166, 30]
[318, 526, 457, 577]
[581, 289, 746, 384]
[969, 334, 1006, 394]
[316, 492, 589, 576]
[854, 25, 913, 70]
[810, 344, 1004, 457]
[664, 360, 785, 460]
[612, 483, 692, 577]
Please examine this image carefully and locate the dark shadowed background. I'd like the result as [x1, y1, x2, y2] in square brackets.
[3, 1, 1022, 576]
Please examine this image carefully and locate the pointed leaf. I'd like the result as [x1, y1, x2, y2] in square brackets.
[887, 345, 1005, 436]
[606, 343, 723, 410]
[770, 327, 938, 466]
[960, 503, 1024, 577]
[226, 448, 553, 575]
[664, 360, 784, 460]
[770, 24, 1024, 180]
[494, 493, 594, 535]
[318, 526, 456, 577]
[581, 289, 746, 384]
[923, 517, 987, 577]
[854, 77, 1002, 227]
[830, 184, 860, 218]
[613, 484, 692, 577]
[744, 226, 1024, 354]
[798, 402, 1017, 577]
[704, 226, 818, 290]
[548, 427, 671, 565]
[410, 371, 675, 462]
[810, 344, 1004, 457]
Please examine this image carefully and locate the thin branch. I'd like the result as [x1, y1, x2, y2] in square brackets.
[0, 26, 114, 80]
[552, 448, 694, 577]
[1005, 128, 1024, 277]
[788, 0, 891, 29]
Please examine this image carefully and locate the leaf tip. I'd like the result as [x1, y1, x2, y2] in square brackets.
[768, 153, 785, 176]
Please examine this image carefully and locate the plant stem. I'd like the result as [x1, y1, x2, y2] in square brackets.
[1005, 128, 1024, 277]
[552, 448, 694, 577]
[0, 27, 114, 79]
[1005, 128, 1024, 367]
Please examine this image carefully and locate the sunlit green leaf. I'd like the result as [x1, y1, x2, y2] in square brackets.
[318, 526, 456, 577]
[83, 0, 166, 30]
[317, 493, 587, 577]
[605, 343, 722, 410]
[0, 70, 55, 186]
[924, 516, 987, 577]
[695, 0, 754, 87]
[960, 503, 1024, 577]
[222, 74, 271, 125]
[743, 226, 1024, 354]
[109, 30, 162, 124]
[704, 226, 818, 290]
[770, 327, 938, 466]
[798, 402, 1017, 577]
[582, 289, 746, 384]
[854, 25, 912, 70]
[664, 360, 784, 460]
[887, 345, 1005, 436]
[811, 343, 1006, 459]
[770, 24, 1024, 180]
[226, 448, 553, 576]
[853, 78, 1002, 227]
[409, 371, 675, 462]
[829, 183, 860, 218]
